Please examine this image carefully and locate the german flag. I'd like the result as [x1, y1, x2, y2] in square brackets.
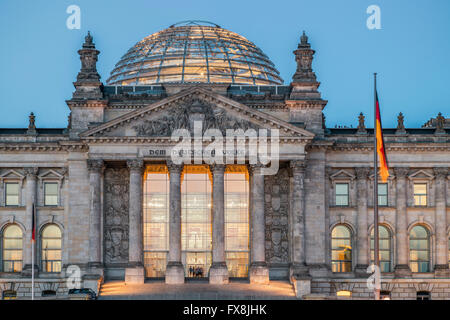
[32, 203, 36, 242]
[375, 91, 389, 182]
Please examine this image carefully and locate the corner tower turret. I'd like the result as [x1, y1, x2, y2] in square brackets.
[286, 31, 327, 137]
[66, 32, 107, 138]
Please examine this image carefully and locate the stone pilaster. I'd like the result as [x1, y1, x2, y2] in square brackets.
[433, 167, 449, 277]
[209, 164, 229, 284]
[125, 159, 144, 284]
[87, 159, 104, 272]
[165, 160, 184, 284]
[394, 167, 412, 277]
[23, 167, 38, 275]
[355, 167, 370, 276]
[249, 164, 269, 284]
[289, 160, 309, 278]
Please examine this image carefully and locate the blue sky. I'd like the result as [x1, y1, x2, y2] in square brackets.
[0, 0, 449, 129]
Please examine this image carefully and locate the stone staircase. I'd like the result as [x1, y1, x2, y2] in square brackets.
[99, 279, 297, 300]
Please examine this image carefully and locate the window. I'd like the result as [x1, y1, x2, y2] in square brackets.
[5, 182, 19, 206]
[143, 165, 170, 278]
[416, 291, 430, 300]
[410, 225, 430, 273]
[370, 225, 391, 272]
[2, 290, 17, 300]
[380, 291, 391, 300]
[378, 183, 388, 206]
[41, 290, 56, 297]
[41, 224, 62, 272]
[2, 224, 23, 272]
[225, 165, 249, 278]
[44, 182, 58, 206]
[331, 225, 352, 272]
[413, 183, 427, 206]
[335, 183, 349, 206]
[336, 290, 351, 297]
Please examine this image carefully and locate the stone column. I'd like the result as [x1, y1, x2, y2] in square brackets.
[434, 167, 449, 277]
[165, 160, 184, 284]
[125, 159, 144, 284]
[289, 160, 309, 277]
[394, 167, 411, 277]
[355, 167, 370, 276]
[209, 164, 229, 284]
[87, 160, 103, 271]
[249, 164, 269, 284]
[23, 167, 38, 275]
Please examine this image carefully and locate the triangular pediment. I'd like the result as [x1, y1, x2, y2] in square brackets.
[80, 87, 314, 140]
[329, 169, 355, 181]
[408, 169, 434, 180]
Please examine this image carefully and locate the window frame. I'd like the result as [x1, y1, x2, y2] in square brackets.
[370, 225, 392, 273]
[43, 181, 59, 207]
[4, 181, 21, 207]
[413, 182, 428, 207]
[377, 183, 388, 207]
[40, 224, 62, 273]
[334, 182, 350, 207]
[2, 224, 23, 273]
[409, 225, 431, 273]
[331, 224, 353, 273]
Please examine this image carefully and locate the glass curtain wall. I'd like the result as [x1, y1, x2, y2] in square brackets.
[143, 164, 170, 277]
[224, 165, 249, 277]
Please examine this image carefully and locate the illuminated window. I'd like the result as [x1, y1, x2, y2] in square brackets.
[413, 183, 427, 206]
[2, 225, 23, 272]
[335, 183, 349, 206]
[5, 182, 19, 206]
[44, 182, 58, 206]
[380, 291, 391, 300]
[41, 224, 62, 272]
[336, 290, 351, 297]
[181, 165, 212, 278]
[410, 225, 430, 272]
[378, 183, 388, 206]
[2, 290, 17, 300]
[331, 225, 352, 272]
[370, 225, 391, 272]
[224, 165, 249, 278]
[416, 291, 430, 300]
[143, 165, 170, 278]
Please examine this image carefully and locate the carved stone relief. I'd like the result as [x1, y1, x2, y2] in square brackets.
[264, 167, 290, 264]
[104, 167, 129, 265]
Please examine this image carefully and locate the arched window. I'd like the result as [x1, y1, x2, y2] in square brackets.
[416, 291, 431, 300]
[41, 224, 62, 272]
[410, 225, 430, 273]
[331, 225, 352, 272]
[370, 225, 391, 272]
[2, 224, 23, 272]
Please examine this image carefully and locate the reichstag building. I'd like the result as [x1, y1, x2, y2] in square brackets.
[0, 21, 449, 300]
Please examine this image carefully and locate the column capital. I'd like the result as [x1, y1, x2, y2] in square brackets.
[355, 167, 370, 180]
[248, 163, 266, 175]
[24, 167, 38, 178]
[433, 167, 448, 179]
[290, 160, 306, 172]
[127, 159, 144, 173]
[394, 167, 410, 178]
[210, 163, 226, 174]
[87, 159, 104, 172]
[166, 160, 183, 174]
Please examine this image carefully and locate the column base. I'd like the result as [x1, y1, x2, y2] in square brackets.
[289, 263, 310, 281]
[21, 264, 39, 277]
[165, 262, 185, 284]
[394, 264, 412, 278]
[249, 262, 269, 285]
[307, 263, 330, 278]
[434, 264, 450, 278]
[354, 264, 369, 278]
[209, 262, 229, 285]
[125, 266, 145, 284]
[291, 278, 311, 299]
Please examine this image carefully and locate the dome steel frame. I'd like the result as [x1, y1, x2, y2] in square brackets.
[107, 22, 283, 86]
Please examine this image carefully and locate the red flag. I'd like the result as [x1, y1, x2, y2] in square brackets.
[32, 203, 36, 242]
[375, 91, 389, 182]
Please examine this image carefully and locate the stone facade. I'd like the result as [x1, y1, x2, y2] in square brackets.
[0, 28, 448, 300]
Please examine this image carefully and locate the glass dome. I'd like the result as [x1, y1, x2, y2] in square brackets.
[106, 21, 283, 86]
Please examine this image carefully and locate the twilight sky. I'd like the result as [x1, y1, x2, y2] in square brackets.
[0, 0, 449, 129]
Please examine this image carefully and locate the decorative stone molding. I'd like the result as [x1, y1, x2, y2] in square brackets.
[87, 159, 104, 172]
[394, 167, 410, 178]
[209, 163, 226, 174]
[126, 159, 144, 173]
[355, 167, 370, 180]
[24, 167, 39, 178]
[433, 167, 448, 179]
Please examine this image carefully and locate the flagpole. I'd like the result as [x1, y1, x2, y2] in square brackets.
[31, 238, 34, 300]
[373, 73, 380, 301]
